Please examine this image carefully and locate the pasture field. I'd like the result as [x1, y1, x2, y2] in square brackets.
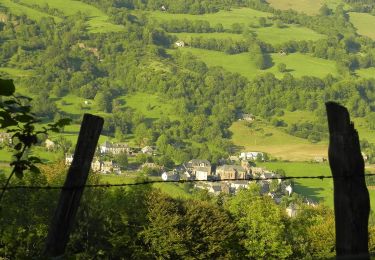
[1, 0, 59, 21]
[171, 48, 259, 79]
[229, 120, 328, 161]
[356, 67, 375, 79]
[280, 110, 317, 124]
[266, 0, 323, 15]
[255, 25, 324, 45]
[123, 92, 179, 121]
[0, 67, 34, 78]
[259, 161, 375, 210]
[4, 0, 123, 33]
[172, 32, 245, 43]
[269, 52, 338, 78]
[173, 48, 338, 79]
[172, 24, 324, 45]
[147, 8, 270, 29]
[349, 12, 375, 40]
[258, 161, 334, 207]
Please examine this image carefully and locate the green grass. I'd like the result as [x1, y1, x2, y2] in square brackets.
[356, 67, 375, 79]
[230, 120, 328, 161]
[0, 67, 34, 77]
[1, 0, 60, 21]
[123, 92, 179, 121]
[266, 0, 324, 15]
[352, 117, 375, 144]
[268, 52, 338, 78]
[147, 8, 269, 29]
[349, 12, 375, 40]
[172, 25, 324, 45]
[280, 110, 317, 125]
[259, 161, 375, 210]
[259, 161, 334, 207]
[4, 0, 123, 33]
[172, 32, 245, 43]
[173, 48, 338, 79]
[255, 25, 324, 44]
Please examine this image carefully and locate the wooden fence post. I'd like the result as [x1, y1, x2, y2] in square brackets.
[44, 114, 104, 258]
[326, 102, 370, 259]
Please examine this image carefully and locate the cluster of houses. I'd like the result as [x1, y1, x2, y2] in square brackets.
[65, 141, 157, 174]
[161, 158, 293, 201]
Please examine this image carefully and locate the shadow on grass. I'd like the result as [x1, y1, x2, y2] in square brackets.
[293, 183, 329, 203]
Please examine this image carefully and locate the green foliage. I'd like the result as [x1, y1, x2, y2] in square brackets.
[0, 79, 71, 203]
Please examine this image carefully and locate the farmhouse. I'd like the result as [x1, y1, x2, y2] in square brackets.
[175, 40, 185, 47]
[230, 180, 250, 193]
[65, 154, 74, 166]
[141, 146, 155, 155]
[238, 113, 255, 121]
[216, 165, 248, 180]
[91, 159, 121, 174]
[100, 141, 129, 155]
[195, 166, 212, 181]
[240, 151, 264, 161]
[45, 139, 56, 151]
[185, 159, 211, 169]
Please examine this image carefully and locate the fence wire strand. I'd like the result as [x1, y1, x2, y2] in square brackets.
[2, 173, 375, 191]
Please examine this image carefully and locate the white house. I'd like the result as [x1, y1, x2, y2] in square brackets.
[65, 154, 73, 166]
[141, 146, 154, 155]
[195, 167, 211, 181]
[285, 184, 293, 196]
[100, 141, 129, 155]
[45, 139, 56, 151]
[240, 151, 264, 161]
[175, 40, 185, 47]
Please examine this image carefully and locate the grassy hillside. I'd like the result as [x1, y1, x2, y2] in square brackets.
[349, 12, 375, 40]
[356, 67, 375, 79]
[1, 0, 60, 21]
[258, 161, 333, 206]
[260, 161, 375, 210]
[148, 8, 269, 29]
[0, 67, 34, 77]
[3, 0, 123, 33]
[122, 92, 179, 121]
[266, 0, 324, 15]
[172, 48, 338, 79]
[230, 120, 328, 161]
[172, 25, 324, 45]
[255, 25, 324, 44]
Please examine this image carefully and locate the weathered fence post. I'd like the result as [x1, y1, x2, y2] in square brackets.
[326, 102, 370, 259]
[44, 114, 104, 257]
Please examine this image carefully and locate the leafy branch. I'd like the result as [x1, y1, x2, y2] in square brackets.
[0, 79, 71, 203]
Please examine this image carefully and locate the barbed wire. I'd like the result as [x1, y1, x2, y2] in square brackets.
[2, 173, 375, 191]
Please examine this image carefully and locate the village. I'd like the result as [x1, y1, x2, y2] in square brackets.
[62, 139, 295, 205]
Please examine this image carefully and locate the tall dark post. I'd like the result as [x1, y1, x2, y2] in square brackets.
[326, 102, 370, 259]
[44, 114, 104, 257]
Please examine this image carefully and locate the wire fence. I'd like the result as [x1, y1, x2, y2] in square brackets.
[2, 173, 375, 191]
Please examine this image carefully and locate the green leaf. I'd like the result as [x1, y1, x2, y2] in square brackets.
[29, 165, 40, 174]
[14, 168, 23, 179]
[28, 156, 42, 164]
[14, 143, 22, 151]
[15, 114, 34, 123]
[0, 79, 15, 96]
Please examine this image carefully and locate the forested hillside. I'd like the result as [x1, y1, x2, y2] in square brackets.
[1, 0, 375, 258]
